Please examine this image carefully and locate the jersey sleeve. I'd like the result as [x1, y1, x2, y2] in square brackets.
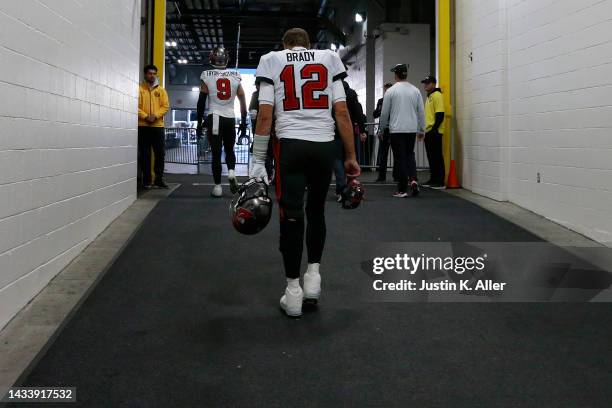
[255, 53, 275, 85]
[329, 52, 347, 82]
[258, 82, 275, 105]
[331, 80, 346, 103]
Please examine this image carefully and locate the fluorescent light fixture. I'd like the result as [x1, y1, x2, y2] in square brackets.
[192, 87, 199, 92]
[355, 13, 364, 23]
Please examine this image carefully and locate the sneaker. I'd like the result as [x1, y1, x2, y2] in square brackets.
[422, 179, 434, 187]
[228, 176, 239, 194]
[303, 270, 321, 305]
[411, 181, 420, 197]
[430, 183, 446, 190]
[154, 181, 169, 189]
[211, 184, 222, 197]
[280, 286, 303, 317]
[393, 192, 409, 198]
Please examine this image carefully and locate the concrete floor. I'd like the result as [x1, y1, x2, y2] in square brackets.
[0, 173, 609, 403]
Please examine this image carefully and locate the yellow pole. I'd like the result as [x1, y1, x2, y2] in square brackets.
[152, 0, 166, 84]
[150, 0, 166, 183]
[438, 0, 452, 180]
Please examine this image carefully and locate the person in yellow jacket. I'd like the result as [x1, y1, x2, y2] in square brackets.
[138, 64, 169, 189]
[421, 75, 446, 189]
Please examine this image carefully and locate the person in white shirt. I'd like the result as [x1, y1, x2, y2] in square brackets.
[251, 28, 360, 317]
[378, 64, 425, 198]
[196, 46, 248, 197]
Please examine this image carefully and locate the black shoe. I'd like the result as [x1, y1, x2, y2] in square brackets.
[410, 180, 420, 197]
[154, 181, 169, 189]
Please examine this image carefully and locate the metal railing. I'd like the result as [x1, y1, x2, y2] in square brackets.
[164, 128, 199, 165]
[164, 126, 251, 170]
[164, 123, 428, 175]
[362, 122, 429, 171]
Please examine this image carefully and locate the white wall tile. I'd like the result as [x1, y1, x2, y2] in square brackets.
[456, 0, 612, 244]
[0, 0, 141, 329]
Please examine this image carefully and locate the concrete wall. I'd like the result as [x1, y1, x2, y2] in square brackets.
[375, 25, 431, 102]
[0, 0, 141, 329]
[345, 24, 431, 120]
[455, 0, 612, 244]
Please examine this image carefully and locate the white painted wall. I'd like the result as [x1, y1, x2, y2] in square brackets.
[0, 0, 141, 329]
[456, 0, 612, 244]
[345, 24, 431, 116]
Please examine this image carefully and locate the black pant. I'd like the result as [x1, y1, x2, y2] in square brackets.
[390, 133, 417, 193]
[206, 114, 236, 184]
[376, 129, 398, 181]
[138, 126, 165, 186]
[424, 130, 445, 185]
[274, 139, 335, 279]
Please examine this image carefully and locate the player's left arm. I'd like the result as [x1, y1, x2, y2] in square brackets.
[237, 84, 247, 131]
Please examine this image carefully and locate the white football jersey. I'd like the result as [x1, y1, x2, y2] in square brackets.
[200, 69, 242, 118]
[255, 47, 347, 142]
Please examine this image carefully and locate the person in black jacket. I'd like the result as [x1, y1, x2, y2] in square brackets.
[333, 79, 367, 200]
[373, 82, 395, 182]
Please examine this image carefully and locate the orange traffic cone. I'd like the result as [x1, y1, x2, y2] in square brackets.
[446, 159, 460, 189]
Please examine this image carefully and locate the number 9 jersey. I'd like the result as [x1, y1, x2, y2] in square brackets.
[255, 47, 347, 142]
[200, 69, 242, 118]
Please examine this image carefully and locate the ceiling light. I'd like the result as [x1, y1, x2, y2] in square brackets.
[191, 87, 199, 92]
[330, 43, 337, 51]
[171, 41, 177, 47]
[355, 13, 364, 23]
[165, 41, 171, 47]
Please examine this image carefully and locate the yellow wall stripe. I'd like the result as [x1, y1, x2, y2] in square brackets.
[438, 0, 452, 179]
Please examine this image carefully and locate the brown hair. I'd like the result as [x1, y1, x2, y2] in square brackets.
[282, 28, 310, 48]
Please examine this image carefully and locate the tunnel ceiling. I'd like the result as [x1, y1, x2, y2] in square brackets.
[165, 0, 347, 69]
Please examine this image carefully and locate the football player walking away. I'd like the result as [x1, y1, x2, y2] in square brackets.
[378, 64, 425, 198]
[251, 28, 361, 317]
[196, 46, 248, 197]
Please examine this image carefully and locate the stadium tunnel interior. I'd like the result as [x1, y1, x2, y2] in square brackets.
[1, 0, 612, 406]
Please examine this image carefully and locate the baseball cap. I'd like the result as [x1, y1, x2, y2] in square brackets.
[421, 75, 437, 84]
[390, 64, 408, 74]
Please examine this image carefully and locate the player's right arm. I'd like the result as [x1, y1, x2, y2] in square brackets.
[196, 80, 209, 137]
[334, 100, 360, 178]
[328, 52, 360, 178]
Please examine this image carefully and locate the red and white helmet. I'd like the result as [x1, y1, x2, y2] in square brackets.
[340, 178, 364, 209]
[229, 178, 273, 235]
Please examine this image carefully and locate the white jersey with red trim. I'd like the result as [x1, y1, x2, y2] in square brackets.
[255, 47, 347, 142]
[200, 69, 242, 118]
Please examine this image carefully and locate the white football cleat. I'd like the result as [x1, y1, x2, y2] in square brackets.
[211, 184, 222, 197]
[303, 265, 321, 304]
[280, 286, 303, 317]
[228, 170, 239, 194]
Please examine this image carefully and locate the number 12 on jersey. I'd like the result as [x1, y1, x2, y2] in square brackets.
[280, 64, 329, 111]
